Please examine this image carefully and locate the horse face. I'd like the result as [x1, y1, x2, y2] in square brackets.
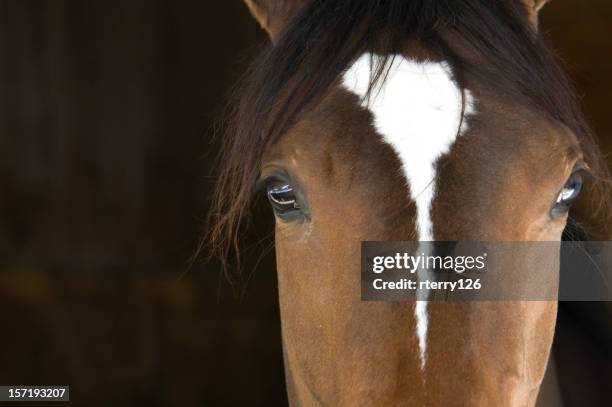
[233, 0, 591, 405]
[259, 56, 581, 404]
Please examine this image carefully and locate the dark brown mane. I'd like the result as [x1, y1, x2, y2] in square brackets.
[208, 0, 610, 274]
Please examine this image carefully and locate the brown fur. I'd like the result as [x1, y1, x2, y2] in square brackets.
[262, 74, 576, 405]
[217, 0, 606, 405]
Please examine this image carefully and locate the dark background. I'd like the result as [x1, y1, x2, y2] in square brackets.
[0, 1, 610, 406]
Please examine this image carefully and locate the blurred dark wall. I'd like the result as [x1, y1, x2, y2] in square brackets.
[0, 1, 610, 406]
[0, 1, 285, 406]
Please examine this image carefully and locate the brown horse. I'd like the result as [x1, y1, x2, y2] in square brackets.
[210, 0, 610, 405]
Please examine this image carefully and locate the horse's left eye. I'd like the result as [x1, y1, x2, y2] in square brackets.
[266, 180, 300, 214]
[553, 171, 583, 213]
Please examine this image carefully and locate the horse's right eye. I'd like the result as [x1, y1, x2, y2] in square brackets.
[266, 180, 300, 214]
[551, 170, 584, 218]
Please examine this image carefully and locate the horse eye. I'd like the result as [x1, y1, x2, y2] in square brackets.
[266, 179, 300, 214]
[553, 171, 583, 213]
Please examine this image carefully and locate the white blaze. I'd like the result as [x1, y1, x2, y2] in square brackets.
[342, 53, 475, 370]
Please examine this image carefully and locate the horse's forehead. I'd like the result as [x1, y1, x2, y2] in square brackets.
[341, 53, 475, 241]
[273, 53, 579, 223]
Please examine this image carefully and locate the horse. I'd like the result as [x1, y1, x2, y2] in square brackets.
[209, 0, 610, 405]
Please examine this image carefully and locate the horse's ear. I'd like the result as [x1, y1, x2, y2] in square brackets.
[522, 0, 551, 29]
[243, 0, 308, 42]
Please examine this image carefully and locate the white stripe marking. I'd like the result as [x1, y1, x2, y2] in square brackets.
[342, 53, 475, 370]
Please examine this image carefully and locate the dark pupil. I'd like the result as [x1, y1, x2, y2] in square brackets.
[267, 182, 297, 209]
[557, 173, 582, 205]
